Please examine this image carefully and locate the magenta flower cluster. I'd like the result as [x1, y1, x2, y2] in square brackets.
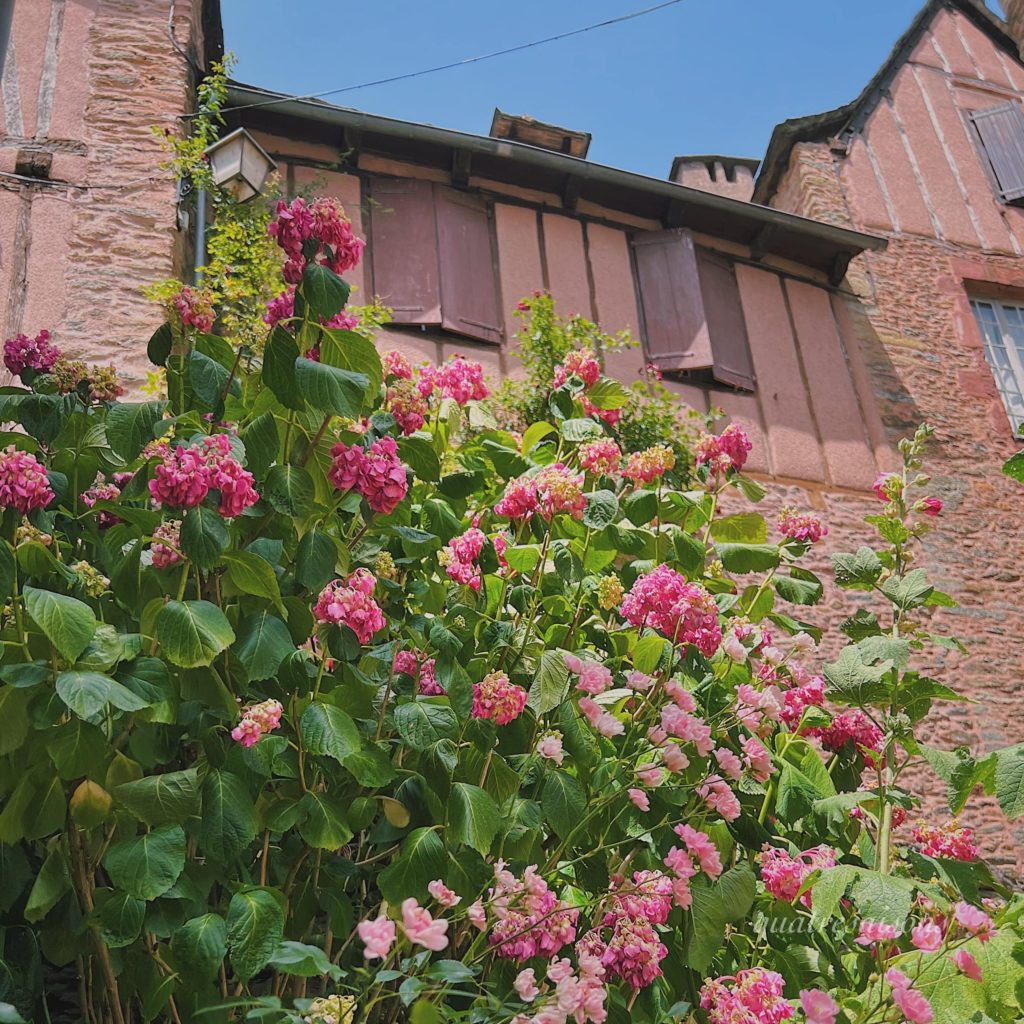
[471, 671, 528, 725]
[441, 526, 486, 591]
[328, 436, 409, 515]
[699, 968, 793, 1024]
[268, 196, 365, 284]
[149, 434, 258, 519]
[231, 699, 283, 748]
[695, 423, 752, 473]
[759, 843, 836, 907]
[313, 569, 386, 645]
[3, 328, 60, 377]
[486, 862, 580, 961]
[621, 565, 722, 655]
[494, 464, 586, 522]
[0, 446, 54, 515]
[172, 286, 215, 333]
[418, 354, 490, 405]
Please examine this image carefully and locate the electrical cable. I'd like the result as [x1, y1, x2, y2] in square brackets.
[192, 0, 686, 118]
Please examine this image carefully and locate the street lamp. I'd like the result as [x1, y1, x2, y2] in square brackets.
[192, 128, 277, 285]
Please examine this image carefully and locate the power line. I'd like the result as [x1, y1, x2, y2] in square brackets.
[197, 0, 686, 118]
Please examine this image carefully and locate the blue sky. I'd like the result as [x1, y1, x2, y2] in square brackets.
[221, 0, 1007, 178]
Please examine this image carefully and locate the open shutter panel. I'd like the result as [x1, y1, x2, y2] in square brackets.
[971, 102, 1024, 202]
[435, 186, 503, 344]
[368, 178, 441, 323]
[696, 248, 755, 391]
[632, 228, 713, 372]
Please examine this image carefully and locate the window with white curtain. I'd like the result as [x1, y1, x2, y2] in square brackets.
[970, 297, 1024, 432]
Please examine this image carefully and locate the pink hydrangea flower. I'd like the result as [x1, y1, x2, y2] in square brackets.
[488, 863, 579, 961]
[0, 446, 53, 514]
[268, 196, 364, 284]
[675, 825, 723, 879]
[400, 898, 448, 951]
[806, 709, 884, 767]
[81, 475, 123, 528]
[357, 915, 396, 960]
[623, 446, 675, 485]
[359, 436, 409, 515]
[3, 328, 60, 376]
[855, 920, 901, 947]
[472, 671, 528, 725]
[151, 520, 183, 569]
[912, 820, 979, 861]
[494, 474, 540, 521]
[714, 747, 744, 781]
[742, 735, 773, 782]
[697, 775, 741, 821]
[313, 571, 386, 644]
[441, 526, 486, 591]
[700, 969, 793, 1024]
[393, 649, 444, 696]
[579, 439, 621, 476]
[799, 989, 839, 1024]
[427, 879, 461, 908]
[553, 348, 601, 389]
[536, 732, 565, 765]
[514, 968, 539, 1002]
[759, 844, 836, 907]
[149, 436, 257, 518]
[231, 699, 283, 748]
[419, 355, 489, 404]
[778, 506, 827, 543]
[534, 463, 587, 520]
[172, 285, 215, 332]
[780, 675, 826, 727]
[695, 424, 752, 473]
[621, 566, 721, 655]
[952, 948, 982, 981]
[262, 284, 361, 332]
[383, 350, 413, 380]
[583, 914, 667, 990]
[387, 381, 429, 435]
[327, 442, 366, 492]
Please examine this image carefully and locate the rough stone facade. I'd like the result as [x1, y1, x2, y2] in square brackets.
[0, 0, 218, 387]
[760, 2, 1024, 874]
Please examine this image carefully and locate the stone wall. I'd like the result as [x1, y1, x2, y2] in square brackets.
[0, 0, 215, 387]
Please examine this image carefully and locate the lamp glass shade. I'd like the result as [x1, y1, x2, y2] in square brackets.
[204, 128, 276, 202]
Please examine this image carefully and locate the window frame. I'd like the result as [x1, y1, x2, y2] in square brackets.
[969, 295, 1024, 432]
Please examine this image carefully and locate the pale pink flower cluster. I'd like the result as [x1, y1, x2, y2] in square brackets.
[654, 682, 712, 756]
[427, 878, 461, 908]
[579, 440, 622, 476]
[262, 284, 361, 333]
[472, 671, 528, 725]
[357, 915, 395, 959]
[268, 196, 364, 284]
[393, 649, 443, 696]
[149, 434, 258, 518]
[855, 920, 900, 946]
[778, 506, 828, 543]
[328, 436, 408, 515]
[578, 695, 624, 739]
[623, 446, 675, 485]
[742, 734, 773, 781]
[694, 423, 752, 473]
[0, 446, 54, 514]
[151, 520, 183, 569]
[487, 862, 580, 961]
[697, 774, 742, 821]
[172, 285, 215, 333]
[419, 355, 489, 405]
[911, 920, 943, 952]
[564, 654, 612, 696]
[954, 900, 995, 942]
[577, 912, 666, 991]
[886, 969, 934, 1024]
[536, 732, 565, 765]
[383, 350, 413, 380]
[401, 897, 449, 950]
[3, 328, 60, 376]
[780, 675, 826, 728]
[441, 526, 486, 591]
[515, 955, 608, 1024]
[759, 844, 836, 907]
[699, 969, 793, 1024]
[911, 820, 979, 861]
[553, 348, 601, 389]
[800, 989, 840, 1024]
[621, 566, 722, 655]
[313, 570, 386, 645]
[231, 698, 283, 748]
[495, 465, 586, 522]
[387, 380, 428, 435]
[660, 824, 724, 910]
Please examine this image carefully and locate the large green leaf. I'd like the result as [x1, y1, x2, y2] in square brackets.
[295, 358, 367, 419]
[301, 702, 361, 762]
[716, 543, 780, 573]
[171, 913, 227, 981]
[114, 769, 200, 826]
[199, 769, 258, 863]
[55, 670, 149, 719]
[298, 792, 353, 849]
[233, 611, 294, 681]
[222, 550, 286, 615]
[23, 847, 70, 923]
[156, 600, 235, 668]
[582, 490, 619, 531]
[542, 770, 586, 841]
[832, 547, 883, 589]
[994, 745, 1024, 819]
[295, 527, 339, 591]
[240, 411, 279, 478]
[103, 825, 186, 901]
[180, 504, 229, 569]
[393, 702, 459, 751]
[226, 888, 285, 982]
[320, 327, 383, 408]
[710, 513, 767, 543]
[378, 827, 447, 903]
[685, 863, 756, 972]
[527, 650, 569, 715]
[269, 940, 342, 981]
[447, 783, 501, 855]
[823, 643, 892, 707]
[262, 327, 303, 410]
[299, 263, 351, 321]
[96, 891, 145, 948]
[105, 401, 167, 462]
[264, 463, 315, 516]
[22, 586, 96, 663]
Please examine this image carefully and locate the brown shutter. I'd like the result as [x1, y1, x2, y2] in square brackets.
[631, 228, 713, 372]
[435, 186, 502, 344]
[970, 102, 1024, 202]
[696, 248, 755, 391]
[368, 178, 441, 323]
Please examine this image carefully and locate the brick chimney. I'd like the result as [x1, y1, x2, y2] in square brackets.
[669, 155, 759, 202]
[1005, 0, 1024, 56]
[489, 109, 591, 158]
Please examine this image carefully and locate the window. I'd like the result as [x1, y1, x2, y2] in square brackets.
[970, 297, 1024, 431]
[367, 178, 502, 344]
[969, 102, 1024, 203]
[631, 228, 754, 390]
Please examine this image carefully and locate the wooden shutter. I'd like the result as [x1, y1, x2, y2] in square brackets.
[696, 248, 755, 391]
[435, 186, 502, 344]
[368, 178, 441, 323]
[631, 228, 713, 372]
[970, 102, 1024, 202]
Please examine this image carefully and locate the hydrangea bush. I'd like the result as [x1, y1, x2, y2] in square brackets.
[0, 197, 1023, 1024]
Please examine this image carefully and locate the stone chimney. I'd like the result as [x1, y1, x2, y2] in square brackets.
[1005, 0, 1024, 56]
[489, 109, 591, 158]
[669, 155, 759, 202]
